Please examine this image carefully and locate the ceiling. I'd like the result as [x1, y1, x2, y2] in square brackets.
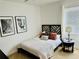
[1, 0, 61, 5]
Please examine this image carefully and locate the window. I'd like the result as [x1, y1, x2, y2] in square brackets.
[63, 7, 79, 34]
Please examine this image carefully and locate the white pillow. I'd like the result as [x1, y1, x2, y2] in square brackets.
[57, 35, 60, 39]
[41, 35, 48, 40]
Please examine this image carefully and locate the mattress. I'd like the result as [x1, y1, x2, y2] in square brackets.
[20, 37, 61, 59]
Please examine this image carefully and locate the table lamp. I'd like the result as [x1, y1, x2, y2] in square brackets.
[66, 26, 72, 42]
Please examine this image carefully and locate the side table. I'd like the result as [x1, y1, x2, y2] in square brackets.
[62, 39, 74, 53]
[0, 49, 8, 59]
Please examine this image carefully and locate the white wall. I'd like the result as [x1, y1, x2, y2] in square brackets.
[0, 1, 41, 55]
[40, 1, 62, 24]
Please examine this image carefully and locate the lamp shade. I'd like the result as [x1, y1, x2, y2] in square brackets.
[66, 26, 72, 33]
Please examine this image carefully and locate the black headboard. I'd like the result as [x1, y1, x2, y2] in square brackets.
[42, 24, 61, 35]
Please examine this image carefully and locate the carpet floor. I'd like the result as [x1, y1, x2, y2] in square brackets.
[9, 48, 79, 59]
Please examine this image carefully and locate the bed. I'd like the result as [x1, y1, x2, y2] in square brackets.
[42, 25, 62, 51]
[19, 25, 62, 59]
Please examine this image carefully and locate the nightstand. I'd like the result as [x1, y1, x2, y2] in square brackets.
[62, 39, 74, 53]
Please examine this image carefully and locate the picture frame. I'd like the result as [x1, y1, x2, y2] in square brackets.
[0, 16, 15, 37]
[15, 16, 27, 33]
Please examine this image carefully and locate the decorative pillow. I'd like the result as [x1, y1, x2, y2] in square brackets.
[57, 35, 60, 39]
[49, 32, 57, 40]
[39, 31, 46, 38]
[41, 35, 48, 40]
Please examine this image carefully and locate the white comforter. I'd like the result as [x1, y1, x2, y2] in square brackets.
[20, 37, 61, 59]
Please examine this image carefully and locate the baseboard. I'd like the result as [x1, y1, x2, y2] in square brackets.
[8, 44, 21, 56]
[75, 47, 79, 50]
[8, 48, 17, 57]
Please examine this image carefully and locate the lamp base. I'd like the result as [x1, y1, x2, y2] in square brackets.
[68, 33, 70, 42]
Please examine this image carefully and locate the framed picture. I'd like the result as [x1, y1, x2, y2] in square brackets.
[0, 16, 15, 37]
[15, 16, 27, 33]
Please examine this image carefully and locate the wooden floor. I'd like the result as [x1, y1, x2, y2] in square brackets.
[9, 53, 32, 59]
[9, 48, 79, 59]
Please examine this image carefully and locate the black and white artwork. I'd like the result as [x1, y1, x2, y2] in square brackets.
[0, 16, 15, 36]
[15, 16, 27, 33]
